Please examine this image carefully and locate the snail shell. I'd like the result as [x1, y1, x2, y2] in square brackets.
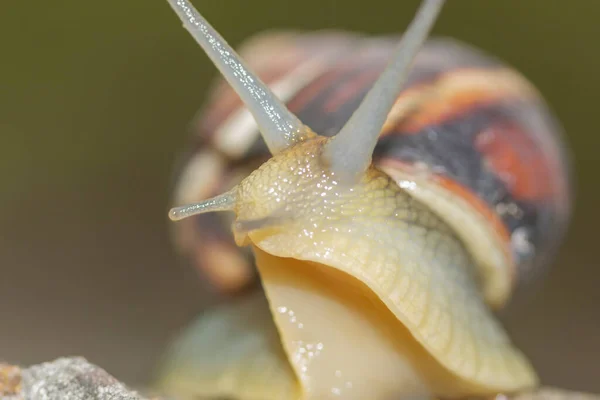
[172, 33, 571, 306]
[159, 1, 572, 399]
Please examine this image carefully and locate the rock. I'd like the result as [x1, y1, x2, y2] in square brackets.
[1, 357, 598, 400]
[0, 358, 161, 400]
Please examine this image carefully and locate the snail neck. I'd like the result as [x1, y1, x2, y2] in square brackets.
[254, 247, 454, 400]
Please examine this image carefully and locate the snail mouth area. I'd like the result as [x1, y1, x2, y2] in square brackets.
[252, 246, 473, 400]
[248, 215, 538, 396]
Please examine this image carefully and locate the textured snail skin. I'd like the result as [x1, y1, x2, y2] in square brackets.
[159, 137, 537, 400]
[241, 138, 536, 397]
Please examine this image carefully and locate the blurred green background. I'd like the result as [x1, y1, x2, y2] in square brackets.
[1, 0, 598, 393]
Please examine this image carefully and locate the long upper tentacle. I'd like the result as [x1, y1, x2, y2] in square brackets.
[166, 0, 311, 154]
[323, 0, 445, 183]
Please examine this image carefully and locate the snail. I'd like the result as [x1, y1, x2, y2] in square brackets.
[157, 0, 572, 399]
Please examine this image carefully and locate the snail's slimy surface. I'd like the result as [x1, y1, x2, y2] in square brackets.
[255, 247, 434, 400]
[159, 140, 538, 400]
[238, 139, 537, 396]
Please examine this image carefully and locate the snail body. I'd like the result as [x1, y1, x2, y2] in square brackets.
[159, 1, 571, 399]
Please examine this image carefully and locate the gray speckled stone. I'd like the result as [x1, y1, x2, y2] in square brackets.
[2, 357, 598, 400]
[1, 358, 157, 400]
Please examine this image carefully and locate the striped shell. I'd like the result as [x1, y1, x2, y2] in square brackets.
[172, 31, 571, 304]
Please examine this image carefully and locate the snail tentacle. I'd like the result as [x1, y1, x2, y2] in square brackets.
[166, 0, 311, 154]
[323, 0, 445, 183]
[168, 189, 237, 221]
